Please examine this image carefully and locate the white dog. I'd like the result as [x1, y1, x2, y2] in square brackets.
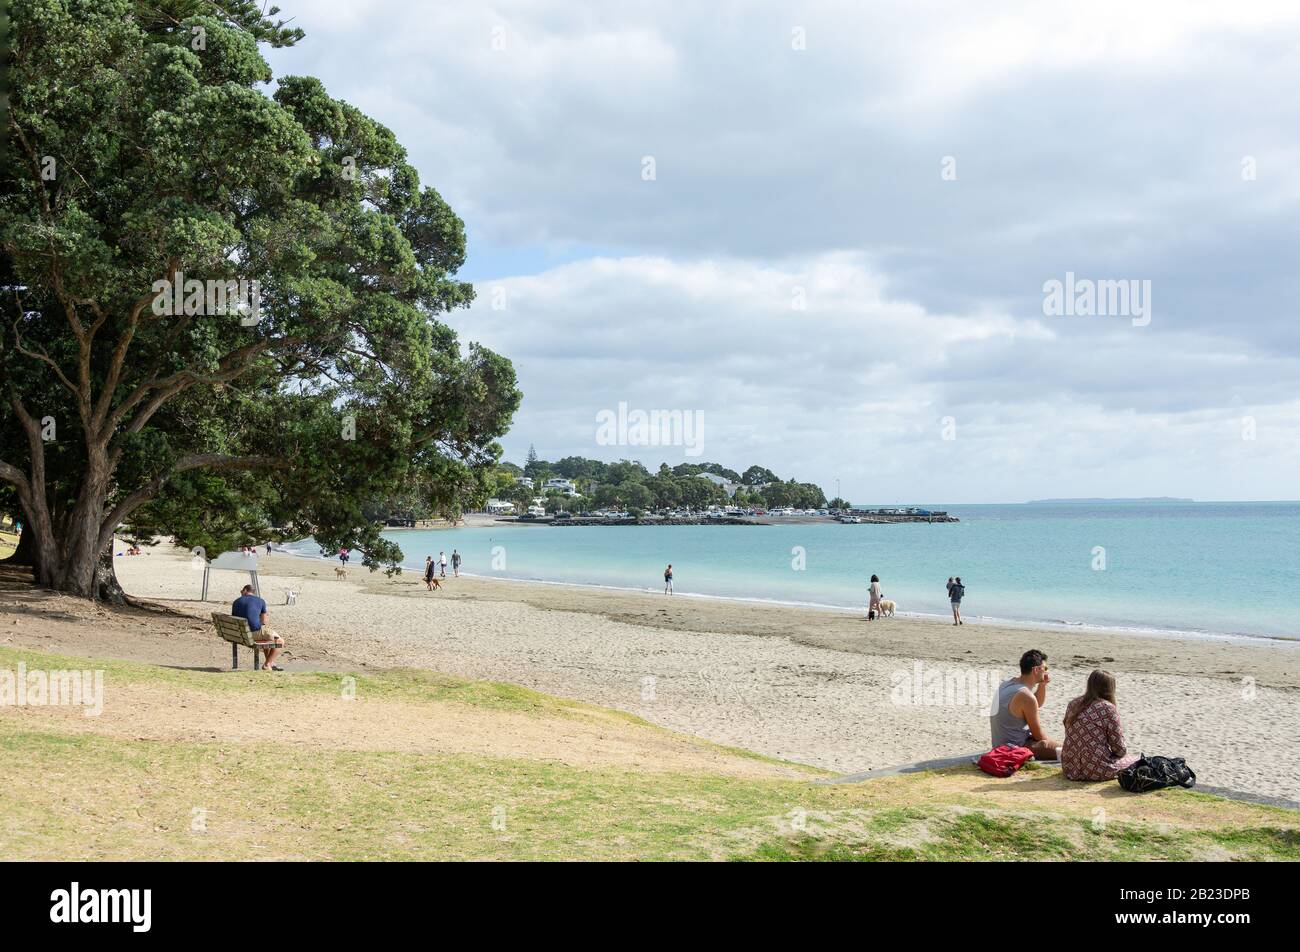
[284, 589, 298, 605]
[879, 599, 896, 617]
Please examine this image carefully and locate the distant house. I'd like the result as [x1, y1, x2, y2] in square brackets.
[514, 475, 535, 488]
[695, 472, 748, 498]
[543, 477, 579, 496]
[485, 499, 514, 514]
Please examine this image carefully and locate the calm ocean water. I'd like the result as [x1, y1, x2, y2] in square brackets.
[285, 502, 1300, 641]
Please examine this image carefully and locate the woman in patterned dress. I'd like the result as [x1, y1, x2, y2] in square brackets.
[1060, 670, 1141, 781]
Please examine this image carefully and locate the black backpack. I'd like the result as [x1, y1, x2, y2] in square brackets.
[1117, 755, 1196, 793]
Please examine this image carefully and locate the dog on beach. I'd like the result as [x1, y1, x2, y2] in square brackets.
[879, 599, 896, 617]
[427, 577, 442, 591]
[284, 589, 298, 605]
[334, 567, 347, 580]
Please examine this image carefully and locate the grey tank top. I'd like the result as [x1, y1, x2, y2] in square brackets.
[990, 678, 1032, 747]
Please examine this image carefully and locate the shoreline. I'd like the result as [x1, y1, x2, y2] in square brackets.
[96, 546, 1300, 799]
[276, 542, 1300, 648]
[258, 549, 1300, 695]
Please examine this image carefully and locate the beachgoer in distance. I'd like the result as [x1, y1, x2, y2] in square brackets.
[664, 564, 673, 595]
[423, 556, 436, 590]
[869, 574, 882, 619]
[232, 583, 284, 671]
[1061, 670, 1140, 781]
[439, 550, 448, 577]
[990, 649, 1060, 760]
[338, 547, 349, 566]
[451, 549, 461, 577]
[950, 576, 964, 625]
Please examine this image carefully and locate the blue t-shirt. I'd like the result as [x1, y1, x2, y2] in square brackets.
[231, 594, 268, 631]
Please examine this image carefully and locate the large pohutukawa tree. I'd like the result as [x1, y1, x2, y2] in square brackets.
[0, 0, 521, 599]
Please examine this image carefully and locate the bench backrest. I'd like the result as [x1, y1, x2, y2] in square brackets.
[210, 612, 256, 647]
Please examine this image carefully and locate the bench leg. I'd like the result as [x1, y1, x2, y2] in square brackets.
[253, 646, 261, 671]
[232, 642, 239, 670]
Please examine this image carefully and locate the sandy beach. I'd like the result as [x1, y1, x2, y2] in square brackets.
[18, 544, 1273, 804]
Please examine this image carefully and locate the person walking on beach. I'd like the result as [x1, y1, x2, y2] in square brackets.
[438, 550, 448, 578]
[338, 547, 349, 567]
[990, 649, 1060, 761]
[451, 549, 461, 577]
[949, 576, 965, 625]
[423, 556, 436, 590]
[664, 564, 673, 595]
[868, 574, 882, 619]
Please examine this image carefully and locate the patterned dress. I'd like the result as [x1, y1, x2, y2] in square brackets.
[1060, 698, 1140, 781]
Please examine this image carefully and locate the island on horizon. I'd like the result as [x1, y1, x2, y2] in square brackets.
[1026, 497, 1195, 504]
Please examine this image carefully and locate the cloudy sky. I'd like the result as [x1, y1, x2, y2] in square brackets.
[268, 1, 1300, 503]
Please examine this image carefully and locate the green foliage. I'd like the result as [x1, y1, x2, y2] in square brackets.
[0, 1, 520, 587]
[505, 453, 824, 511]
[759, 479, 828, 510]
[672, 461, 741, 482]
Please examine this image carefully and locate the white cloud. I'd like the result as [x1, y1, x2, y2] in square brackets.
[265, 1, 1300, 499]
[450, 254, 1300, 501]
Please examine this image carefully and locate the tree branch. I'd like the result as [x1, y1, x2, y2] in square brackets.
[92, 261, 178, 435]
[8, 390, 49, 499]
[11, 311, 82, 401]
[96, 453, 286, 554]
[0, 460, 31, 497]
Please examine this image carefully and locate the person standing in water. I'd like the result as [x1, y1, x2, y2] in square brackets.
[451, 549, 462, 577]
[663, 564, 673, 595]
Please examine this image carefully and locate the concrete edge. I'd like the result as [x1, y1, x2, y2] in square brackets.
[817, 753, 1300, 812]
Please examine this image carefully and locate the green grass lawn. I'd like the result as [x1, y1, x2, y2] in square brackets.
[1, 646, 1296, 861]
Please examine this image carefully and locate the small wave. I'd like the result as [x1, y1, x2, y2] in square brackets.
[271, 538, 1300, 646]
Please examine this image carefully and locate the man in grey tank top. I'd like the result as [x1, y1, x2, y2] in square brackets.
[989, 649, 1061, 760]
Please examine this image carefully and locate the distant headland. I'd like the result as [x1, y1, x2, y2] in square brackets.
[1026, 497, 1194, 504]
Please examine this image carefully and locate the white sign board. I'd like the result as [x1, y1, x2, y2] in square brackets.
[201, 551, 261, 601]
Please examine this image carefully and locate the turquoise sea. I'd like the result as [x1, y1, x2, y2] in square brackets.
[284, 502, 1300, 641]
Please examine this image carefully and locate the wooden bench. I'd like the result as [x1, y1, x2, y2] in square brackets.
[210, 613, 281, 670]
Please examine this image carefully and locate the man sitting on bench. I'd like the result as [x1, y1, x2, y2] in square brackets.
[232, 584, 284, 671]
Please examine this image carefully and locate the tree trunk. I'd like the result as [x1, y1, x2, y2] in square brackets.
[7, 525, 35, 566]
[18, 499, 61, 590]
[58, 529, 104, 597]
[94, 546, 127, 605]
[56, 450, 111, 598]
